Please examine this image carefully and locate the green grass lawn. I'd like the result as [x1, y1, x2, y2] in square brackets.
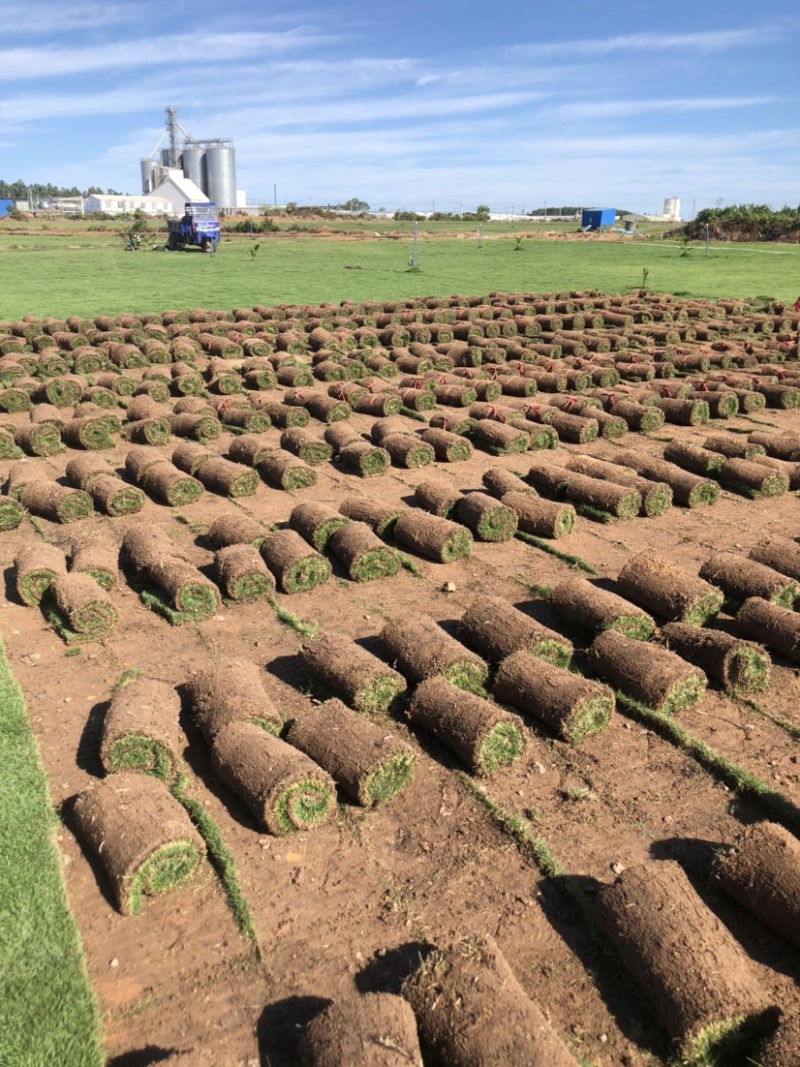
[1, 229, 798, 319]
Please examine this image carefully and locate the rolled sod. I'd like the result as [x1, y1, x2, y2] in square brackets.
[285, 697, 415, 806]
[289, 501, 351, 550]
[101, 677, 182, 781]
[211, 722, 336, 835]
[407, 676, 525, 776]
[460, 594, 572, 667]
[299, 632, 407, 715]
[594, 860, 773, 1056]
[713, 821, 800, 950]
[185, 660, 283, 741]
[15, 542, 68, 606]
[338, 439, 391, 476]
[298, 993, 423, 1067]
[427, 411, 476, 435]
[196, 456, 260, 498]
[380, 432, 435, 469]
[616, 550, 724, 624]
[258, 450, 317, 490]
[471, 418, 530, 455]
[703, 433, 765, 460]
[260, 529, 331, 593]
[551, 578, 655, 641]
[494, 649, 613, 743]
[699, 552, 799, 608]
[751, 454, 800, 491]
[171, 412, 222, 443]
[748, 431, 800, 461]
[662, 440, 725, 476]
[481, 467, 534, 498]
[130, 544, 220, 622]
[215, 544, 275, 602]
[6, 458, 54, 499]
[457, 491, 519, 542]
[14, 421, 63, 457]
[206, 513, 266, 550]
[32, 375, 84, 407]
[69, 536, 119, 590]
[748, 535, 800, 583]
[88, 475, 145, 516]
[393, 510, 473, 563]
[589, 629, 706, 714]
[124, 417, 171, 446]
[280, 427, 333, 466]
[615, 451, 719, 508]
[526, 465, 641, 519]
[124, 445, 164, 483]
[380, 613, 488, 690]
[329, 521, 400, 582]
[171, 441, 211, 476]
[402, 934, 576, 1067]
[20, 481, 93, 524]
[61, 416, 115, 451]
[338, 497, 402, 538]
[140, 461, 205, 506]
[736, 597, 800, 665]
[227, 433, 276, 467]
[414, 479, 461, 518]
[418, 426, 473, 462]
[565, 455, 672, 518]
[660, 621, 770, 696]
[717, 457, 789, 499]
[0, 497, 24, 530]
[72, 772, 204, 916]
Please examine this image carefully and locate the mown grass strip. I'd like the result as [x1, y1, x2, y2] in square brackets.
[616, 693, 800, 832]
[0, 637, 104, 1066]
[266, 594, 318, 638]
[515, 532, 599, 575]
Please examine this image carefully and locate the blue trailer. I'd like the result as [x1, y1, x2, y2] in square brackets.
[167, 201, 220, 252]
[581, 208, 616, 231]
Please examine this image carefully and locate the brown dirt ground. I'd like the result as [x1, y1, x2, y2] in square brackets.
[2, 313, 800, 1066]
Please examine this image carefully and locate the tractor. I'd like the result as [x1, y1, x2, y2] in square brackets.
[167, 202, 220, 252]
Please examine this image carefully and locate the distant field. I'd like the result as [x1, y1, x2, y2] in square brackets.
[1, 228, 798, 318]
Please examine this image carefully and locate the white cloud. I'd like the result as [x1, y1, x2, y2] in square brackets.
[509, 26, 786, 58]
[556, 96, 776, 120]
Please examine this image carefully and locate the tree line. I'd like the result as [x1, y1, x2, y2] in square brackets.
[0, 180, 124, 200]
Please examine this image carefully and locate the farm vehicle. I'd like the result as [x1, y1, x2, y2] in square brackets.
[167, 202, 220, 252]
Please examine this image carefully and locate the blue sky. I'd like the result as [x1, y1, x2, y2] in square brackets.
[1, 0, 798, 215]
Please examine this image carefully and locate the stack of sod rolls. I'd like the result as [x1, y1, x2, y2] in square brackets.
[298, 993, 423, 1067]
[493, 649, 613, 743]
[380, 613, 488, 692]
[402, 934, 576, 1067]
[550, 578, 655, 641]
[299, 631, 407, 715]
[615, 550, 724, 625]
[594, 861, 774, 1062]
[122, 525, 220, 623]
[481, 467, 576, 539]
[407, 677, 526, 776]
[285, 698, 415, 806]
[185, 660, 284, 740]
[589, 630, 707, 714]
[459, 594, 573, 667]
[72, 772, 205, 915]
[210, 722, 336, 835]
[101, 677, 183, 781]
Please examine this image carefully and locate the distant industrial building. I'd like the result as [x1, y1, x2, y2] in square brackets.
[581, 207, 617, 231]
[85, 193, 171, 215]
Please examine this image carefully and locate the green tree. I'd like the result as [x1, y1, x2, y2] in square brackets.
[475, 204, 491, 221]
[341, 198, 369, 212]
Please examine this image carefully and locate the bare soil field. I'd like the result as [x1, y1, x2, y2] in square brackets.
[2, 290, 800, 1066]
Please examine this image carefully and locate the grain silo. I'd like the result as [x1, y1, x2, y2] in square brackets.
[141, 108, 240, 212]
[203, 143, 237, 211]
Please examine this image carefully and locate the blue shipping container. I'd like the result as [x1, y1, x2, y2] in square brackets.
[581, 208, 616, 230]
[0, 199, 14, 217]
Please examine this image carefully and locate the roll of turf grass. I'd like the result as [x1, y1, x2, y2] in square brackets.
[211, 722, 335, 835]
[713, 822, 800, 950]
[589, 629, 706, 714]
[196, 456, 260, 498]
[70, 536, 118, 590]
[414, 479, 461, 518]
[393, 509, 472, 562]
[381, 432, 435, 469]
[565, 455, 673, 518]
[481, 467, 534, 498]
[329, 521, 400, 582]
[594, 860, 774, 1058]
[206, 512, 267, 549]
[125, 417, 171, 446]
[14, 421, 63, 457]
[227, 433, 275, 467]
[289, 501, 351, 551]
[338, 496, 402, 538]
[748, 535, 800, 583]
[185, 660, 283, 741]
[616, 550, 724, 624]
[460, 594, 572, 667]
[47, 572, 116, 641]
[527, 464, 641, 519]
[380, 612, 488, 690]
[551, 577, 655, 641]
[456, 491, 519, 541]
[662, 623, 771, 697]
[259, 450, 317, 490]
[700, 552, 799, 608]
[662, 441, 725, 476]
[171, 411, 221, 443]
[338, 440, 391, 476]
[101, 677, 182, 781]
[20, 480, 93, 523]
[736, 597, 800, 665]
[501, 490, 576, 539]
[15, 541, 68, 606]
[471, 418, 530, 455]
[73, 772, 204, 916]
[408, 676, 526, 776]
[280, 427, 333, 466]
[494, 649, 613, 743]
[215, 544, 275, 601]
[298, 993, 423, 1067]
[137, 556, 220, 623]
[89, 475, 145, 516]
[419, 426, 473, 461]
[140, 461, 204, 506]
[61, 416, 114, 450]
[402, 934, 576, 1067]
[0, 497, 24, 531]
[260, 529, 331, 593]
[299, 631, 407, 715]
[615, 451, 719, 508]
[285, 697, 415, 806]
[717, 457, 789, 499]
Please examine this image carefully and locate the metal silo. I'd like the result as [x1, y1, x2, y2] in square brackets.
[204, 143, 236, 210]
[181, 145, 205, 189]
[140, 158, 157, 194]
